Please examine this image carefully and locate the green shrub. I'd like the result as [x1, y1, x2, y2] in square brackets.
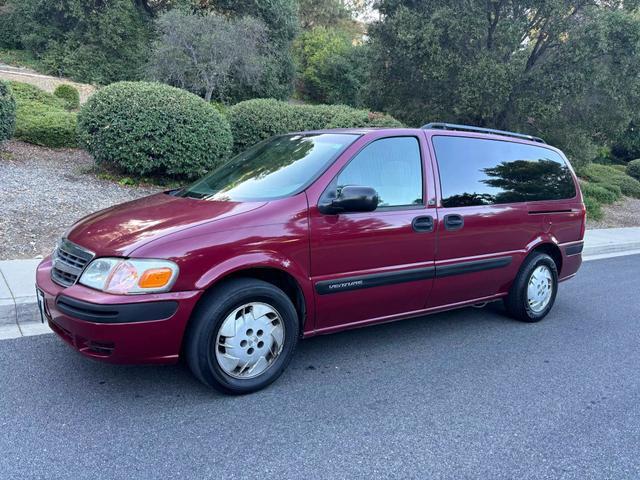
[583, 196, 603, 220]
[78, 82, 232, 179]
[580, 181, 618, 205]
[14, 101, 77, 148]
[610, 175, 640, 198]
[598, 182, 622, 199]
[8, 81, 77, 147]
[0, 80, 16, 141]
[627, 159, 640, 181]
[54, 84, 80, 110]
[580, 162, 640, 198]
[229, 98, 403, 152]
[8, 81, 66, 109]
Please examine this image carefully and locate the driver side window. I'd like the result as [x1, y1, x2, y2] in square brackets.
[336, 136, 423, 208]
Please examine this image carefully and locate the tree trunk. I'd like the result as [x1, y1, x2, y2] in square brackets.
[204, 88, 214, 103]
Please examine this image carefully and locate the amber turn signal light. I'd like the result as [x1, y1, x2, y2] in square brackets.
[138, 268, 173, 289]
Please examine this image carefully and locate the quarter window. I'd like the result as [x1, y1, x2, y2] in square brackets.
[432, 136, 576, 208]
[335, 137, 423, 208]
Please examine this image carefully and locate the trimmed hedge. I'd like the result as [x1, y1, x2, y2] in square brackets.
[9, 81, 77, 148]
[8, 82, 66, 109]
[54, 84, 80, 110]
[228, 99, 404, 152]
[15, 102, 77, 147]
[78, 82, 233, 179]
[0, 80, 16, 141]
[627, 159, 640, 181]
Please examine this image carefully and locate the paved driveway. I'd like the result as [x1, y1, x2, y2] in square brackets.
[1, 255, 638, 479]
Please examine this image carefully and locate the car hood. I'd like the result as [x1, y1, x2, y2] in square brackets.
[66, 193, 265, 256]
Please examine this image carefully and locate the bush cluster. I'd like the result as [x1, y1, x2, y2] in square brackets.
[54, 84, 80, 110]
[9, 82, 77, 148]
[627, 159, 640, 181]
[581, 163, 640, 198]
[0, 80, 16, 142]
[77, 82, 232, 179]
[228, 98, 403, 152]
[580, 181, 619, 205]
[579, 162, 640, 219]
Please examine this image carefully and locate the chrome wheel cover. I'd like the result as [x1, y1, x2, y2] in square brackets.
[527, 265, 553, 313]
[215, 302, 285, 379]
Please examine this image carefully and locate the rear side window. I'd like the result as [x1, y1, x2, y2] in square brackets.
[432, 136, 576, 208]
[336, 136, 423, 208]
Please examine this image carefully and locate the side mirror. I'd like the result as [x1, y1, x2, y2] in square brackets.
[319, 185, 379, 214]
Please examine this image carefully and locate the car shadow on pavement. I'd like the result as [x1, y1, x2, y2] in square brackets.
[9, 301, 522, 403]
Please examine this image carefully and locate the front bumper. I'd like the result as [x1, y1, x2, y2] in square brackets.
[36, 257, 202, 364]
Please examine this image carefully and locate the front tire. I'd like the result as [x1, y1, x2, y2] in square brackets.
[504, 253, 558, 322]
[185, 278, 299, 394]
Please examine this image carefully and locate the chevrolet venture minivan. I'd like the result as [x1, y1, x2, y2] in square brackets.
[36, 123, 585, 394]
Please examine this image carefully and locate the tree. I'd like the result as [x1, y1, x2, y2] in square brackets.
[202, 0, 300, 101]
[294, 26, 368, 106]
[297, 0, 352, 29]
[148, 10, 267, 102]
[367, 1, 640, 167]
[0, 0, 152, 84]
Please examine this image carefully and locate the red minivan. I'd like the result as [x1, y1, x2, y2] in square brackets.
[36, 123, 585, 394]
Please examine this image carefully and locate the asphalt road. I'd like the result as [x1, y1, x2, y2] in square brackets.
[1, 255, 639, 479]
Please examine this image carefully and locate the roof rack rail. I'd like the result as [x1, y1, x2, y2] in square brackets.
[421, 122, 546, 144]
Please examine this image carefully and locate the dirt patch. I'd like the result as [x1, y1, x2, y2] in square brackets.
[587, 197, 640, 229]
[0, 141, 160, 260]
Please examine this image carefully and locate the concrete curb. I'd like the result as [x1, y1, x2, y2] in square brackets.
[1, 227, 639, 340]
[0, 259, 52, 339]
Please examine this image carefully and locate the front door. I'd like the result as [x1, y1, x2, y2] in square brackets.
[308, 135, 438, 333]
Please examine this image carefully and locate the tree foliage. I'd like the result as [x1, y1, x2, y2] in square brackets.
[148, 10, 267, 102]
[199, 0, 300, 101]
[298, 0, 352, 29]
[0, 0, 152, 85]
[367, 0, 640, 167]
[294, 26, 368, 106]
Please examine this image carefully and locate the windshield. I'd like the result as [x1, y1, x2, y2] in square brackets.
[177, 133, 359, 201]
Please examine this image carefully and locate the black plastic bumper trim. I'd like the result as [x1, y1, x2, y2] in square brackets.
[565, 243, 584, 256]
[56, 296, 179, 323]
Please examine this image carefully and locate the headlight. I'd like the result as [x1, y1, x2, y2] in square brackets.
[79, 258, 179, 294]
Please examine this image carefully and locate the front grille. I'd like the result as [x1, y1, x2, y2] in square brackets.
[51, 239, 94, 287]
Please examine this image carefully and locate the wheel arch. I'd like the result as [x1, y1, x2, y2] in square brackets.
[190, 257, 311, 338]
[528, 242, 563, 275]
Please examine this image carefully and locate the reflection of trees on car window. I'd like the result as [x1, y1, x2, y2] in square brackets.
[482, 159, 576, 203]
[215, 137, 315, 188]
[441, 192, 495, 207]
[178, 133, 356, 201]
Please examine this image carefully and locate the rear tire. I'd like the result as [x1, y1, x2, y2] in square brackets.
[185, 278, 299, 395]
[504, 252, 558, 322]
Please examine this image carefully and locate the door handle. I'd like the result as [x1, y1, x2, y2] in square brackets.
[443, 214, 464, 231]
[412, 215, 434, 232]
